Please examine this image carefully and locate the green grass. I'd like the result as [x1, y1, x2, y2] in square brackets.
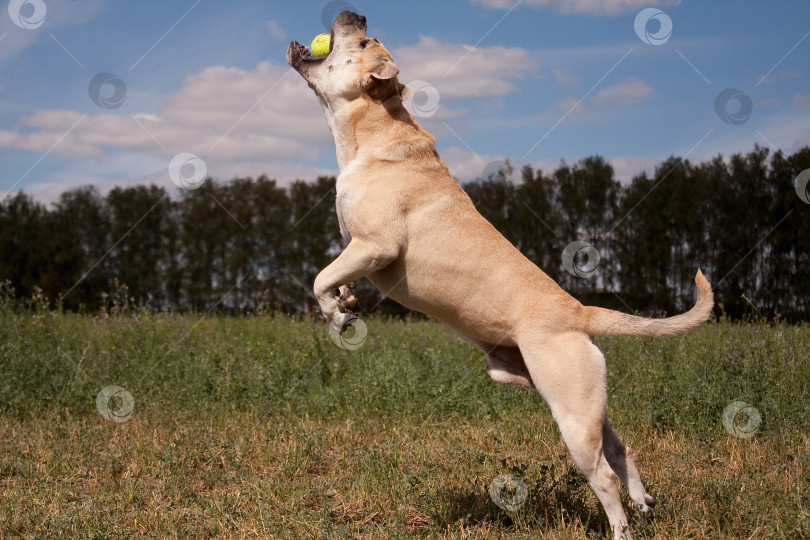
[1, 305, 809, 538]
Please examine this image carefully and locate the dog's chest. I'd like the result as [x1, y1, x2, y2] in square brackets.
[335, 190, 352, 243]
[335, 162, 362, 243]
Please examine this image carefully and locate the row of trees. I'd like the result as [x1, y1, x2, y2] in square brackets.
[468, 146, 809, 320]
[1, 145, 808, 320]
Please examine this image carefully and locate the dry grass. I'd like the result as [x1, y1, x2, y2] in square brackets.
[1, 410, 808, 539]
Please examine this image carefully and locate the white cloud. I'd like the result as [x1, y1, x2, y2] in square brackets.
[3, 36, 667, 203]
[1, 35, 536, 175]
[471, 0, 673, 16]
[0, 61, 329, 165]
[590, 78, 655, 108]
[2, 35, 540, 199]
[393, 36, 537, 102]
[0, 58, 341, 202]
[549, 78, 654, 118]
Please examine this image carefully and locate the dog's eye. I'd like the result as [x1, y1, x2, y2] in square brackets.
[359, 39, 370, 48]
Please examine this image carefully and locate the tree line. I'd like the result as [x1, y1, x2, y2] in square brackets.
[1, 145, 808, 320]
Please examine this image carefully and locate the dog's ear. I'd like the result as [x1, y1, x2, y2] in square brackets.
[362, 60, 400, 98]
[371, 60, 399, 81]
[372, 62, 414, 101]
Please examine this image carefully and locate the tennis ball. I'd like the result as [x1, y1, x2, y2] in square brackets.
[311, 33, 331, 57]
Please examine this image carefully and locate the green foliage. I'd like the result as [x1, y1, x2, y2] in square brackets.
[1, 305, 808, 439]
[2, 146, 810, 319]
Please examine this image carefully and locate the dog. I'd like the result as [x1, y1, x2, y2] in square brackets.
[287, 12, 713, 539]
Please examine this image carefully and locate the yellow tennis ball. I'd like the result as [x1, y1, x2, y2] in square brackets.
[311, 33, 331, 57]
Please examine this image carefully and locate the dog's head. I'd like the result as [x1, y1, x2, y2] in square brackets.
[286, 11, 410, 105]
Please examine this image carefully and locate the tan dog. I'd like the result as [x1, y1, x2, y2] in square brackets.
[287, 12, 713, 540]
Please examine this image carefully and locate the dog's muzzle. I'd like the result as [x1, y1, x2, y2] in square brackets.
[287, 11, 367, 69]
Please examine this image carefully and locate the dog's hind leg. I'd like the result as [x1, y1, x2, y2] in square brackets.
[602, 420, 655, 514]
[589, 338, 654, 514]
[518, 331, 632, 540]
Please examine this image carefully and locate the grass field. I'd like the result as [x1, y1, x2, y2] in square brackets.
[1, 300, 809, 538]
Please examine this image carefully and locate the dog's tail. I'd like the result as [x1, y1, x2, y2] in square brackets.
[582, 269, 713, 337]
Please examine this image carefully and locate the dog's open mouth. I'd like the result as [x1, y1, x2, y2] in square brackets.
[288, 40, 331, 64]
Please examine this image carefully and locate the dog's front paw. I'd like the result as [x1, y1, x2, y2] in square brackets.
[336, 282, 358, 314]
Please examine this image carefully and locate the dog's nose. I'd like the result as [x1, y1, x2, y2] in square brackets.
[335, 11, 367, 31]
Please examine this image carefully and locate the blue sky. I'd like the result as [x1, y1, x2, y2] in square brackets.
[1, 0, 808, 203]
